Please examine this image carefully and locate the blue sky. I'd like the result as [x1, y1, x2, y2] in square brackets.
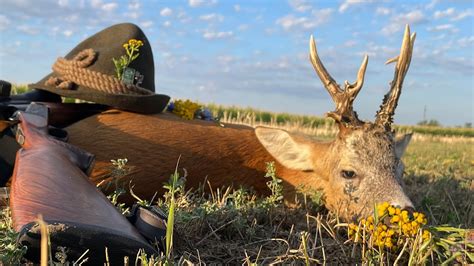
[0, 0, 472, 126]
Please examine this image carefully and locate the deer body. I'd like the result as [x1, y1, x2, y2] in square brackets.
[66, 25, 417, 220]
[67, 111, 321, 200]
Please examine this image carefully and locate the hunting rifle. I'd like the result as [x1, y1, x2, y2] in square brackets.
[7, 103, 158, 263]
[0, 80, 107, 185]
[1, 81, 167, 263]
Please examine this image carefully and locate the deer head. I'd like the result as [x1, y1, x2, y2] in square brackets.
[256, 25, 416, 220]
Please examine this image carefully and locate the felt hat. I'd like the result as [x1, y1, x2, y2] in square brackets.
[29, 23, 169, 114]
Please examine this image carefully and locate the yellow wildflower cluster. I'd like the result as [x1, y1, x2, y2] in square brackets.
[348, 202, 431, 250]
[123, 39, 144, 50]
[113, 39, 144, 79]
[173, 99, 200, 120]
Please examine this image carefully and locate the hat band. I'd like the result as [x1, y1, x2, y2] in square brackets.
[45, 49, 153, 96]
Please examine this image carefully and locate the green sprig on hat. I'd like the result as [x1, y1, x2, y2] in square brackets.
[112, 39, 144, 80]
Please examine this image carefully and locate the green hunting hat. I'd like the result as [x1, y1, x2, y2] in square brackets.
[29, 23, 169, 114]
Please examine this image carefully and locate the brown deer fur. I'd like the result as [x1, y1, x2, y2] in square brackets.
[67, 111, 325, 202]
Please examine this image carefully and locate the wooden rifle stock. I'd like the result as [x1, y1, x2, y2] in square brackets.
[10, 110, 157, 263]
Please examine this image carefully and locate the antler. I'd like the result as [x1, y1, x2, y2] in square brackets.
[309, 35, 368, 127]
[375, 25, 416, 130]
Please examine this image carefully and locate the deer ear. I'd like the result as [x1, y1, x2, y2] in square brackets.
[394, 133, 412, 159]
[255, 127, 313, 171]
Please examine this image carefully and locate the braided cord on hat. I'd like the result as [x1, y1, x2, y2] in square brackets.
[45, 49, 153, 96]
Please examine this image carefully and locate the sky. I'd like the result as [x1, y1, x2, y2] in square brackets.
[0, 0, 472, 126]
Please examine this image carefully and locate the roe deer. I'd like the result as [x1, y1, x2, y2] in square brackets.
[67, 25, 416, 220]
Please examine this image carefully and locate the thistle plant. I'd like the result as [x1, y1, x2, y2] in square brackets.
[112, 39, 144, 79]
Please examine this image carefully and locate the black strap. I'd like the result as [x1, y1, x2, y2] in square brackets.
[0, 128, 20, 186]
[127, 204, 167, 250]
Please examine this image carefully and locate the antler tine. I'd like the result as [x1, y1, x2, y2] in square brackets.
[376, 25, 416, 130]
[309, 35, 342, 100]
[309, 35, 368, 127]
[345, 54, 369, 98]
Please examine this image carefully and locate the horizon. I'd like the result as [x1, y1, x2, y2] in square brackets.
[0, 0, 472, 126]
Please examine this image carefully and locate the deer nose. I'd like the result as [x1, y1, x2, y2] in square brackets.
[402, 206, 415, 214]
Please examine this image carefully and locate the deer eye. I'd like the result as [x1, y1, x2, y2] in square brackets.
[341, 170, 356, 179]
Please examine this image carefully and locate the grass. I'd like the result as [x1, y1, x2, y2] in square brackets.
[1, 90, 472, 264]
[2, 134, 471, 264]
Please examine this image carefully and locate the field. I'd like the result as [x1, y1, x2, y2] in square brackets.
[0, 91, 473, 264]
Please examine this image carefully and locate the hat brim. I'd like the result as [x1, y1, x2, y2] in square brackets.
[29, 73, 170, 114]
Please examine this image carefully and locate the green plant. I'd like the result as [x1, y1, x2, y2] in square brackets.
[112, 39, 144, 79]
[162, 158, 186, 262]
[102, 158, 132, 215]
[0, 208, 27, 264]
[263, 161, 283, 207]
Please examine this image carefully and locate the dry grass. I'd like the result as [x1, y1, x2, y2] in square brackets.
[0, 96, 472, 264]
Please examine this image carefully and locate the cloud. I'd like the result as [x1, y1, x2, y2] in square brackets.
[140, 20, 154, 28]
[58, 0, 69, 7]
[375, 7, 391, 16]
[177, 11, 192, 23]
[202, 30, 233, 40]
[339, 0, 374, 13]
[381, 10, 427, 35]
[199, 13, 224, 23]
[162, 21, 171, 28]
[90, 0, 117, 12]
[344, 40, 358, 47]
[427, 24, 459, 33]
[160, 7, 173, 17]
[189, 0, 217, 8]
[217, 55, 236, 64]
[234, 5, 240, 12]
[0, 15, 10, 31]
[433, 8, 473, 21]
[101, 3, 118, 12]
[17, 25, 39, 35]
[433, 7, 455, 19]
[288, 0, 312, 12]
[425, 0, 439, 10]
[62, 30, 73, 37]
[276, 8, 333, 31]
[238, 24, 249, 31]
[128, 0, 140, 10]
[451, 9, 473, 21]
[457, 36, 474, 47]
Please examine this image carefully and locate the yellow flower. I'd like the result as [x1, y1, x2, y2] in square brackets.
[388, 206, 396, 215]
[401, 210, 410, 223]
[415, 213, 426, 224]
[367, 216, 374, 223]
[391, 215, 400, 223]
[123, 43, 129, 49]
[347, 202, 430, 250]
[377, 202, 390, 216]
[387, 229, 395, 236]
[422, 230, 431, 240]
